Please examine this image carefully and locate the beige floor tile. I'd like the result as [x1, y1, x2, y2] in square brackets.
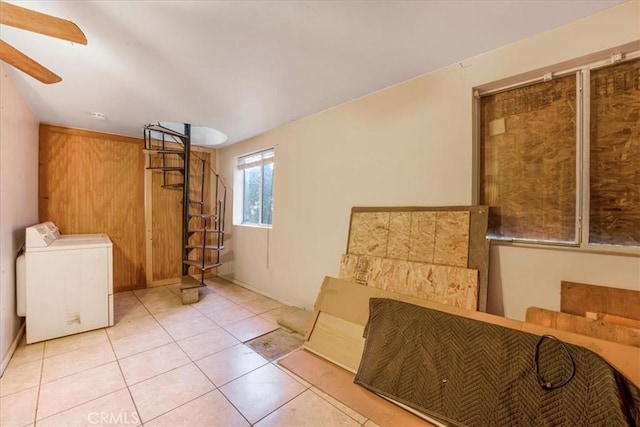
[364, 420, 382, 426]
[113, 291, 140, 308]
[37, 389, 139, 427]
[255, 389, 361, 427]
[274, 364, 312, 388]
[114, 302, 150, 323]
[106, 314, 159, 340]
[259, 306, 289, 324]
[239, 295, 286, 315]
[153, 305, 202, 326]
[205, 305, 255, 326]
[163, 314, 218, 341]
[196, 344, 268, 386]
[203, 277, 234, 291]
[37, 362, 126, 420]
[129, 363, 214, 423]
[193, 295, 236, 316]
[119, 343, 191, 386]
[43, 329, 109, 358]
[0, 386, 38, 427]
[145, 390, 248, 427]
[310, 387, 368, 424]
[177, 328, 239, 361]
[133, 286, 176, 304]
[219, 363, 306, 424]
[41, 340, 115, 383]
[110, 326, 173, 359]
[143, 295, 184, 314]
[216, 287, 262, 305]
[7, 340, 44, 368]
[223, 316, 279, 342]
[0, 359, 41, 397]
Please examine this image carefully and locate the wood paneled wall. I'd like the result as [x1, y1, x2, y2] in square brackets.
[39, 125, 146, 292]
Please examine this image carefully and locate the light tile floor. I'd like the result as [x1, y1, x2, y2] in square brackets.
[0, 277, 380, 427]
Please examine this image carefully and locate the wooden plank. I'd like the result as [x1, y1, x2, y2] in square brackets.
[307, 277, 640, 387]
[561, 281, 640, 321]
[304, 312, 365, 372]
[526, 307, 640, 348]
[586, 312, 640, 329]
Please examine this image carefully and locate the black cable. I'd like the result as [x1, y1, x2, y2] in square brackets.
[534, 334, 576, 391]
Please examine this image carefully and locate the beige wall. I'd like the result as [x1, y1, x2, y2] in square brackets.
[218, 2, 640, 319]
[0, 65, 39, 373]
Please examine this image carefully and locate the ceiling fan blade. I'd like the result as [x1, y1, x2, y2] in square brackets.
[0, 40, 61, 84]
[0, 1, 87, 45]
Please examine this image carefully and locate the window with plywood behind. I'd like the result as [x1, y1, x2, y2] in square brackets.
[39, 125, 147, 292]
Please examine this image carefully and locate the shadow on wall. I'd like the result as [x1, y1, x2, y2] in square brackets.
[486, 246, 505, 317]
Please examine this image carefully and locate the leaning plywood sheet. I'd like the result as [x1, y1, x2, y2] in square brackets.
[526, 307, 640, 348]
[346, 206, 489, 311]
[561, 281, 640, 321]
[304, 276, 640, 387]
[339, 254, 479, 310]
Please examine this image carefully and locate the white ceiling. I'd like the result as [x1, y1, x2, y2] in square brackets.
[1, 0, 627, 146]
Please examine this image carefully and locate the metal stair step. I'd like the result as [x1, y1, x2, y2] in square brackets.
[183, 260, 222, 270]
[162, 183, 184, 189]
[180, 274, 205, 290]
[185, 245, 224, 250]
[189, 213, 218, 219]
[143, 149, 185, 156]
[146, 166, 184, 172]
[188, 228, 224, 234]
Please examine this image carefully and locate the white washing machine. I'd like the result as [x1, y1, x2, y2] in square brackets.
[16, 222, 114, 344]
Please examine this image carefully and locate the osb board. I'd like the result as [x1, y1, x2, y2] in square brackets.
[339, 254, 478, 310]
[306, 277, 640, 387]
[348, 209, 469, 266]
[346, 206, 489, 311]
[480, 74, 576, 242]
[561, 281, 640, 321]
[589, 58, 640, 246]
[279, 349, 435, 427]
[526, 307, 640, 348]
[39, 125, 146, 292]
[149, 148, 216, 281]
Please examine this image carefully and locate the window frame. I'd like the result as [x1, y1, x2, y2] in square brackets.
[473, 49, 640, 256]
[235, 148, 274, 228]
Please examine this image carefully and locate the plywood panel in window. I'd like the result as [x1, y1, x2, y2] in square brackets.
[590, 58, 640, 246]
[480, 74, 577, 243]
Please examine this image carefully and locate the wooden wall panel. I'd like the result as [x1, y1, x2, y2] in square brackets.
[39, 125, 146, 292]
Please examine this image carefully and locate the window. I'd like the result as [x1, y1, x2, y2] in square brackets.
[237, 149, 274, 226]
[478, 54, 639, 251]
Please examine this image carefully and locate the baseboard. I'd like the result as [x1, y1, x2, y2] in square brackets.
[218, 274, 301, 309]
[0, 322, 25, 376]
